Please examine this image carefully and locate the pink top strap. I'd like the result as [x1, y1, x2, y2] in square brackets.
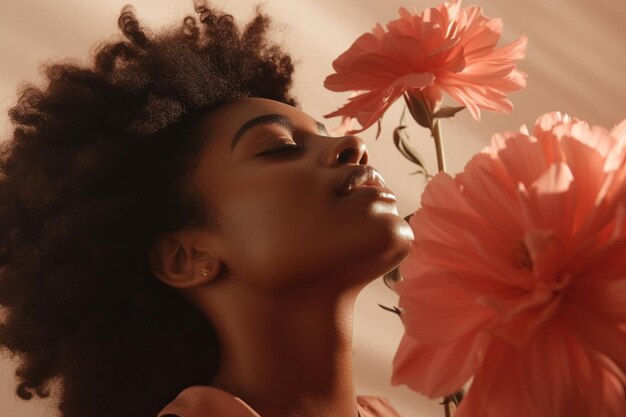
[356, 395, 402, 417]
[157, 386, 402, 417]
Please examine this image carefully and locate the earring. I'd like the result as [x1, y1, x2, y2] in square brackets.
[201, 266, 210, 277]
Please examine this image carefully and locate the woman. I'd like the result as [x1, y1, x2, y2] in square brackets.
[0, 2, 413, 416]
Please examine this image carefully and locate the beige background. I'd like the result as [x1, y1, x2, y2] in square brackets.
[1, 0, 625, 416]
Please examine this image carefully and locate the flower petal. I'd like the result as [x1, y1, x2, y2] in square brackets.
[391, 332, 488, 398]
[396, 272, 495, 344]
[455, 341, 535, 417]
[563, 302, 626, 377]
[323, 1, 527, 129]
[323, 88, 403, 133]
[392, 109, 626, 416]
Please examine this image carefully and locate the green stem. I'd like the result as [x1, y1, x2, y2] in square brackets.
[444, 400, 452, 417]
[431, 119, 446, 173]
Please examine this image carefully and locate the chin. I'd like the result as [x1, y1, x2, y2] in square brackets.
[367, 213, 414, 275]
[333, 216, 414, 288]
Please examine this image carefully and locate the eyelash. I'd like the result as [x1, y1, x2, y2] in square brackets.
[259, 142, 304, 156]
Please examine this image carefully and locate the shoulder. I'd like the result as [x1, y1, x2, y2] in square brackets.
[356, 395, 403, 417]
[157, 385, 261, 417]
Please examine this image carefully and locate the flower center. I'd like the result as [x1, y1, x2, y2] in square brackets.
[515, 240, 533, 271]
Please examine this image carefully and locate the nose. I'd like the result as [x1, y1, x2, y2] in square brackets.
[323, 135, 369, 166]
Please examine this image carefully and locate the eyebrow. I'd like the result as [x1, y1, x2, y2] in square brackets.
[230, 113, 329, 152]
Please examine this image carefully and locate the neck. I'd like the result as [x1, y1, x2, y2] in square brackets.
[194, 284, 361, 417]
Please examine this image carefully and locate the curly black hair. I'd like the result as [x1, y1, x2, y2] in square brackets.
[0, 2, 297, 416]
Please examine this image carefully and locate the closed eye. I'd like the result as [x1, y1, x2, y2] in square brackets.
[257, 142, 304, 156]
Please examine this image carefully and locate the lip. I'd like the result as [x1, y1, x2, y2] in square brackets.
[350, 184, 397, 202]
[336, 165, 395, 199]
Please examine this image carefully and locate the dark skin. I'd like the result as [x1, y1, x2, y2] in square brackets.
[149, 98, 414, 417]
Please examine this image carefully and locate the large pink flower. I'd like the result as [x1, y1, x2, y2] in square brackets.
[392, 112, 626, 416]
[324, 0, 527, 134]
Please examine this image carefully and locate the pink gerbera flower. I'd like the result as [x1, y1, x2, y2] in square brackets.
[392, 112, 626, 417]
[324, 0, 527, 134]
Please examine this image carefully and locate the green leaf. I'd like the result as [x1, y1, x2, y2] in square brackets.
[400, 135, 428, 172]
[409, 169, 426, 176]
[451, 389, 465, 406]
[383, 266, 401, 284]
[392, 126, 413, 160]
[409, 169, 433, 184]
[392, 125, 431, 178]
[399, 105, 407, 127]
[375, 119, 382, 140]
[433, 105, 465, 119]
[377, 303, 402, 316]
[393, 125, 407, 151]
[382, 263, 405, 296]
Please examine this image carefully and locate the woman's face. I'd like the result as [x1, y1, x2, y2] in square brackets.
[191, 97, 413, 293]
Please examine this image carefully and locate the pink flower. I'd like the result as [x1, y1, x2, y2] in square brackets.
[392, 112, 626, 416]
[324, 0, 527, 134]
[328, 116, 354, 137]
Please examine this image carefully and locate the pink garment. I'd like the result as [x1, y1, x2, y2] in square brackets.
[157, 385, 403, 417]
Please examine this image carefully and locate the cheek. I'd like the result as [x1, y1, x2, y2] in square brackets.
[215, 175, 329, 288]
[211, 172, 414, 291]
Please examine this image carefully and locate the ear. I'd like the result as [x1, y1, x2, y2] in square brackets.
[148, 231, 222, 289]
